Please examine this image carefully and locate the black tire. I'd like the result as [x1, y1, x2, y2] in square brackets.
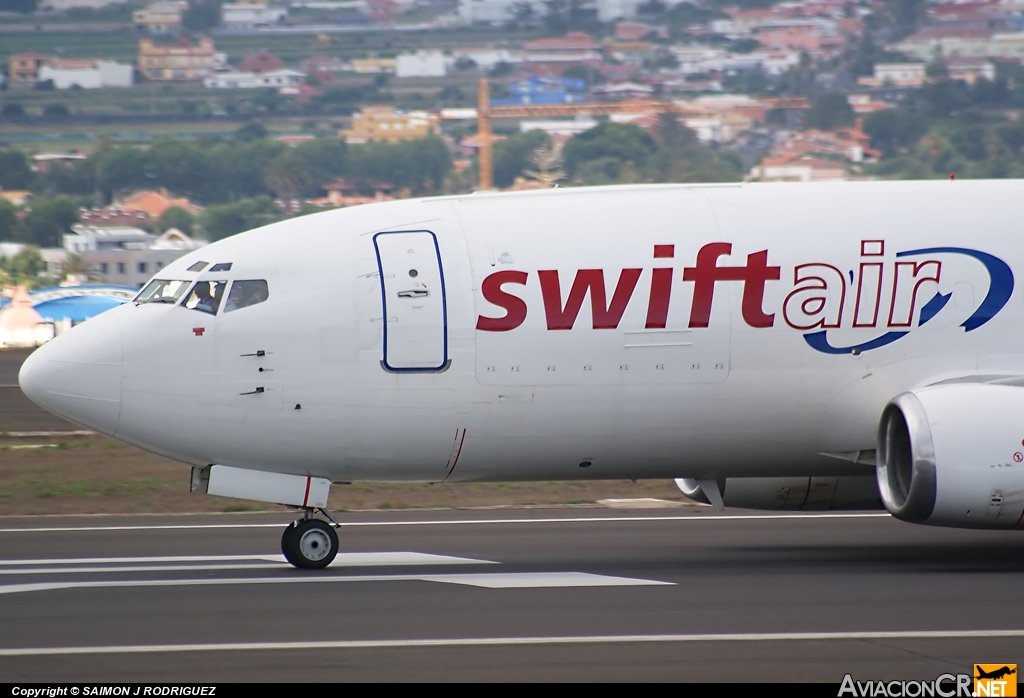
[282, 519, 338, 569]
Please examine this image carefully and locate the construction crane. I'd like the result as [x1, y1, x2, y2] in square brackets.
[470, 79, 808, 191]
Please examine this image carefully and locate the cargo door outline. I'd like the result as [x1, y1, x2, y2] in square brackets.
[373, 229, 450, 373]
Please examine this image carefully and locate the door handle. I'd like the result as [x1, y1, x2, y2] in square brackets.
[397, 290, 429, 298]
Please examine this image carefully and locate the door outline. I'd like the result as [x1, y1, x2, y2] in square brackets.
[373, 229, 450, 373]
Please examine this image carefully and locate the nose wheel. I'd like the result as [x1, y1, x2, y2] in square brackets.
[282, 517, 339, 569]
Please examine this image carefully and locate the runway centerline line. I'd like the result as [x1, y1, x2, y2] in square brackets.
[0, 512, 891, 534]
[0, 552, 495, 573]
[0, 629, 1020, 657]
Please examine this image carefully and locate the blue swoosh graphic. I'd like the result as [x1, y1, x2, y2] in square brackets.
[801, 245, 1011, 354]
[802, 291, 950, 355]
[896, 247, 1013, 332]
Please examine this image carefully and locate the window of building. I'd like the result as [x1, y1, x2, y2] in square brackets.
[100, 262, 108, 274]
[117, 262, 126, 274]
[138, 262, 148, 274]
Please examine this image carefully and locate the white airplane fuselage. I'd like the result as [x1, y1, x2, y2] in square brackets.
[19, 181, 1024, 489]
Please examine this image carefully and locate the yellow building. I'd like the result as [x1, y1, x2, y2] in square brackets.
[138, 37, 216, 81]
[8, 52, 50, 83]
[341, 107, 440, 144]
[349, 57, 396, 74]
[132, 1, 187, 34]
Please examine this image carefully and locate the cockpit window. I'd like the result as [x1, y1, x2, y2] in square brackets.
[187, 261, 209, 272]
[224, 280, 269, 313]
[135, 279, 191, 304]
[182, 280, 227, 315]
[210, 262, 233, 272]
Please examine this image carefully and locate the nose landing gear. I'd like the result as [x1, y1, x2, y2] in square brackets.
[281, 508, 340, 569]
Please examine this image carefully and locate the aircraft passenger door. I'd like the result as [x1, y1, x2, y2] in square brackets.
[373, 230, 449, 372]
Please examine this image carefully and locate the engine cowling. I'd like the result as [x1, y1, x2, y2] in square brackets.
[877, 383, 1024, 529]
[675, 475, 882, 511]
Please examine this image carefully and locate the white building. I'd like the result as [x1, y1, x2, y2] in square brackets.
[450, 47, 523, 71]
[457, 0, 545, 24]
[38, 60, 133, 90]
[204, 69, 306, 89]
[857, 63, 926, 88]
[520, 117, 599, 137]
[395, 51, 447, 78]
[221, 3, 288, 28]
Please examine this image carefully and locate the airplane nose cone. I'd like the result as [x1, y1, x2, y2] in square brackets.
[19, 308, 123, 436]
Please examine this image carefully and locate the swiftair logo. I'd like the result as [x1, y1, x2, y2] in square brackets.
[838, 673, 972, 697]
[975, 665, 1017, 697]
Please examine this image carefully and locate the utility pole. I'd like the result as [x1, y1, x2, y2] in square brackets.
[477, 78, 493, 191]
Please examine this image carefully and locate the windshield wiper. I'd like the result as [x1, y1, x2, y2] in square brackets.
[137, 297, 178, 304]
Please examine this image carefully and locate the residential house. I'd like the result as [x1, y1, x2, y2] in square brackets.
[120, 190, 202, 218]
[450, 47, 523, 71]
[341, 107, 440, 143]
[349, 56, 396, 73]
[38, 60, 134, 89]
[65, 225, 206, 288]
[945, 56, 997, 83]
[239, 49, 285, 73]
[523, 32, 603, 76]
[857, 63, 926, 88]
[32, 153, 87, 173]
[221, 2, 288, 28]
[396, 50, 447, 78]
[138, 38, 217, 81]
[133, 1, 187, 34]
[457, 0, 546, 24]
[8, 52, 50, 84]
[203, 69, 306, 89]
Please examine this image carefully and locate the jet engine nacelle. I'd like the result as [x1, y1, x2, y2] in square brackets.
[878, 384, 1024, 529]
[675, 475, 882, 511]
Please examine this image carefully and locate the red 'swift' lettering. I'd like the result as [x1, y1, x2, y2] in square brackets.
[646, 244, 675, 329]
[682, 243, 780, 328]
[538, 268, 643, 330]
[476, 270, 529, 332]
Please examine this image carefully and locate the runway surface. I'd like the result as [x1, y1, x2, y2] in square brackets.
[0, 508, 1022, 681]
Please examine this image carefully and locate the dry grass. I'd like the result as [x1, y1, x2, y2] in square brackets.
[0, 434, 689, 516]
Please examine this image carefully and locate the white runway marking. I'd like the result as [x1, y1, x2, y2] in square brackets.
[0, 552, 495, 576]
[0, 512, 891, 533]
[0, 571, 671, 595]
[420, 572, 671, 588]
[0, 629, 1019, 657]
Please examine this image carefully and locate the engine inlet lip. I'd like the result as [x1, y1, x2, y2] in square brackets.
[876, 392, 937, 524]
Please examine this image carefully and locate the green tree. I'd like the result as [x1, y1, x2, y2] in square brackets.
[0, 199, 18, 241]
[23, 196, 78, 247]
[292, 138, 347, 185]
[2, 103, 25, 118]
[863, 108, 927, 156]
[183, 0, 222, 30]
[42, 103, 70, 118]
[199, 196, 282, 241]
[493, 130, 552, 188]
[4, 246, 47, 288]
[264, 150, 313, 202]
[806, 93, 855, 130]
[562, 122, 658, 179]
[0, 150, 33, 190]
[1, 0, 39, 13]
[235, 122, 269, 142]
[155, 206, 195, 236]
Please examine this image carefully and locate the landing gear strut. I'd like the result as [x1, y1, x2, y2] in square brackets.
[281, 508, 340, 569]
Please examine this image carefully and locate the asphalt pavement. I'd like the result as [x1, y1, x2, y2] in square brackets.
[0, 508, 1021, 682]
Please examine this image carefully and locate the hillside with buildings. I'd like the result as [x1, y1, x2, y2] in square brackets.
[3, 0, 1024, 310]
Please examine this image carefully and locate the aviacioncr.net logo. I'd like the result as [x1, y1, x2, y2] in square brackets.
[838, 673, 973, 697]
